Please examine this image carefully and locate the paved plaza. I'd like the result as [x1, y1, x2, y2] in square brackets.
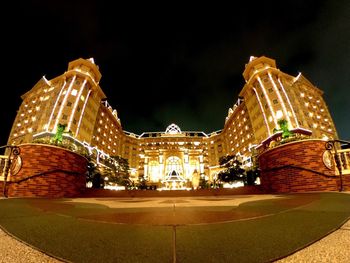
[0, 193, 349, 262]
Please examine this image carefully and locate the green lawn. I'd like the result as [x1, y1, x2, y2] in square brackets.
[0, 192, 349, 263]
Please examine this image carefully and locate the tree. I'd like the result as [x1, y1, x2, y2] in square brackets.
[245, 168, 260, 185]
[198, 175, 209, 189]
[51, 123, 73, 145]
[107, 156, 131, 187]
[86, 160, 104, 188]
[273, 119, 294, 139]
[218, 154, 245, 183]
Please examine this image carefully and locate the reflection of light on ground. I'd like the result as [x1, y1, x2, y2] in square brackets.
[223, 182, 244, 188]
[104, 185, 126, 191]
[157, 187, 192, 191]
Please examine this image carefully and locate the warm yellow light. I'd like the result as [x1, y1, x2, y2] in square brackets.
[276, 110, 283, 119]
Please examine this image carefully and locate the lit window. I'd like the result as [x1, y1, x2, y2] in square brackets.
[80, 95, 85, 101]
[71, 89, 78, 96]
[36, 106, 40, 111]
[24, 120, 28, 124]
[97, 128, 101, 132]
[276, 110, 283, 119]
[17, 123, 21, 127]
[313, 123, 318, 128]
[14, 133, 17, 137]
[328, 128, 332, 132]
[305, 102, 309, 107]
[301, 93, 305, 97]
[99, 120, 102, 124]
[21, 113, 24, 117]
[28, 127, 33, 133]
[309, 113, 313, 117]
[31, 117, 36, 121]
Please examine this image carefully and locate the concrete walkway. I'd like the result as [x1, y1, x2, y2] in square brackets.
[0, 194, 349, 263]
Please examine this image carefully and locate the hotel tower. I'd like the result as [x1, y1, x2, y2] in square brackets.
[7, 56, 338, 188]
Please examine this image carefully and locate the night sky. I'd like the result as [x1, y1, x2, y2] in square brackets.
[1, 0, 349, 147]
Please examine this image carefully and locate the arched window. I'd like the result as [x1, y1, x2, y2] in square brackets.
[165, 123, 181, 134]
[166, 156, 183, 175]
[148, 161, 160, 182]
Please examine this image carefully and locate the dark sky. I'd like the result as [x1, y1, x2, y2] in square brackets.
[1, 0, 349, 147]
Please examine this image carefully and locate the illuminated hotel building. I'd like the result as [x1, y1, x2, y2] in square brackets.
[7, 56, 338, 188]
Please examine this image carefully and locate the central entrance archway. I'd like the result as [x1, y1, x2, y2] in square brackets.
[162, 156, 187, 189]
[163, 170, 187, 189]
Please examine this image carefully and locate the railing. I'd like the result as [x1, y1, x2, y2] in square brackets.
[337, 149, 350, 175]
[326, 139, 350, 191]
[0, 145, 21, 197]
[0, 155, 7, 181]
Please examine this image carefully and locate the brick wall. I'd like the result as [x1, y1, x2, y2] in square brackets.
[6, 144, 87, 198]
[258, 139, 350, 193]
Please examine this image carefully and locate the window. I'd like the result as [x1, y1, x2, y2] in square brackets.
[166, 156, 183, 175]
[67, 101, 72, 107]
[273, 99, 278, 104]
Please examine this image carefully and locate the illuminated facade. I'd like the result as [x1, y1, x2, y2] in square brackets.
[7, 56, 338, 189]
